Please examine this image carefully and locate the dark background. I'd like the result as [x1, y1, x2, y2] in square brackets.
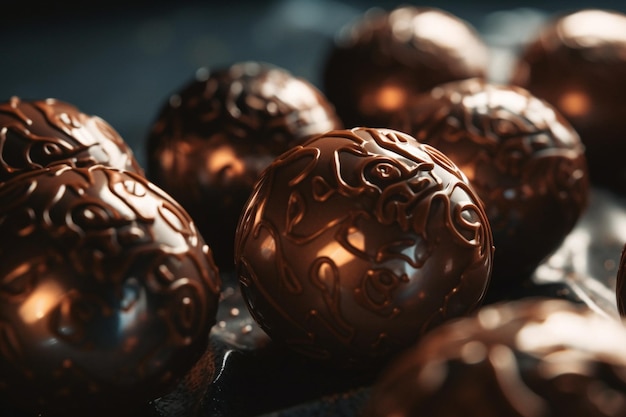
[2, 0, 625, 168]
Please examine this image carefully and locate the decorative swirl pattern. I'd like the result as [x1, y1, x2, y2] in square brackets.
[0, 164, 221, 415]
[510, 9, 626, 192]
[363, 298, 626, 417]
[235, 127, 493, 367]
[390, 78, 590, 287]
[0, 96, 143, 184]
[146, 61, 342, 268]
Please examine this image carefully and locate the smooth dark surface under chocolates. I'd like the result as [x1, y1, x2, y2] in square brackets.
[510, 9, 626, 192]
[389, 78, 590, 288]
[146, 61, 342, 270]
[0, 96, 143, 183]
[322, 6, 489, 129]
[362, 297, 626, 417]
[235, 127, 494, 367]
[0, 164, 221, 416]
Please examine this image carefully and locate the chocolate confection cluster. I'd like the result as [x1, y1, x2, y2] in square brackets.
[388, 78, 589, 289]
[146, 61, 342, 270]
[0, 98, 222, 416]
[4, 3, 626, 417]
[510, 9, 626, 192]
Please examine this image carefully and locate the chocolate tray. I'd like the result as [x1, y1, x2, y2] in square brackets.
[2, 1, 626, 416]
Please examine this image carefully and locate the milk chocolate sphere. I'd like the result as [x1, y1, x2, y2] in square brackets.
[363, 298, 626, 417]
[146, 61, 342, 269]
[235, 127, 493, 367]
[390, 78, 589, 286]
[0, 96, 143, 183]
[0, 164, 221, 416]
[322, 6, 489, 128]
[511, 9, 626, 191]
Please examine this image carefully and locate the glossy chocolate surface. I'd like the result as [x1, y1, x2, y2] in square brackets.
[235, 127, 493, 367]
[511, 9, 626, 191]
[146, 61, 342, 270]
[363, 297, 626, 417]
[615, 247, 626, 316]
[322, 6, 489, 129]
[0, 164, 221, 416]
[390, 78, 589, 287]
[0, 96, 143, 183]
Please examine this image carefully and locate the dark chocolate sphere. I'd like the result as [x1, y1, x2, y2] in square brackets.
[390, 78, 589, 286]
[146, 61, 342, 270]
[510, 9, 626, 191]
[0, 96, 143, 183]
[363, 298, 626, 417]
[322, 6, 489, 128]
[235, 127, 494, 367]
[0, 164, 222, 416]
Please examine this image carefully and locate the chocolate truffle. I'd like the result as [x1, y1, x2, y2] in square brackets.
[362, 298, 626, 417]
[0, 96, 143, 183]
[146, 61, 342, 269]
[0, 164, 222, 416]
[322, 6, 489, 128]
[510, 9, 626, 191]
[235, 127, 494, 367]
[390, 78, 589, 287]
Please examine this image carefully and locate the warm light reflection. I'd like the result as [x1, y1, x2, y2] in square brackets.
[346, 227, 365, 252]
[19, 280, 64, 324]
[558, 91, 590, 118]
[260, 233, 276, 259]
[260, 75, 318, 112]
[317, 240, 354, 268]
[515, 311, 626, 359]
[376, 86, 407, 112]
[560, 10, 626, 46]
[204, 145, 245, 180]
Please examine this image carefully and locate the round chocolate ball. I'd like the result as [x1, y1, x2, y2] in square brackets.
[390, 78, 589, 287]
[322, 6, 489, 129]
[235, 127, 494, 367]
[363, 298, 626, 417]
[510, 9, 626, 191]
[146, 61, 342, 270]
[0, 164, 222, 416]
[0, 96, 143, 183]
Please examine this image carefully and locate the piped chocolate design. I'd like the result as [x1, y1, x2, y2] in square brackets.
[235, 127, 493, 367]
[511, 9, 626, 191]
[0, 96, 143, 183]
[146, 61, 342, 269]
[390, 78, 589, 286]
[0, 164, 221, 416]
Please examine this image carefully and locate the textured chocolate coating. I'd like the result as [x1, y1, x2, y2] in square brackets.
[363, 298, 626, 417]
[510, 9, 626, 191]
[0, 164, 221, 416]
[390, 78, 589, 286]
[235, 127, 493, 367]
[322, 6, 489, 129]
[0, 96, 143, 183]
[146, 61, 342, 270]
